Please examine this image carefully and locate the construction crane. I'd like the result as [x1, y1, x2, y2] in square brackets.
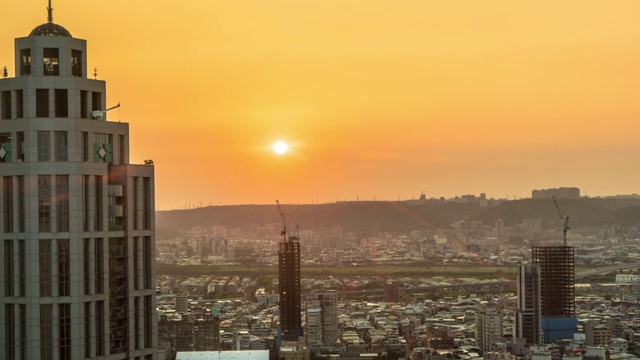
[552, 196, 570, 246]
[276, 200, 299, 243]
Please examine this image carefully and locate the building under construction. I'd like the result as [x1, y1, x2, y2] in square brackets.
[532, 246, 577, 342]
[278, 237, 302, 341]
[532, 246, 575, 317]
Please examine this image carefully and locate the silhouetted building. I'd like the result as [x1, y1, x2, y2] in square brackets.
[531, 187, 580, 199]
[279, 235, 302, 340]
[514, 264, 542, 349]
[532, 246, 578, 342]
[0, 4, 157, 359]
[385, 279, 400, 303]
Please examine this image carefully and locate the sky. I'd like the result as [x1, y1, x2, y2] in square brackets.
[1, 1, 639, 209]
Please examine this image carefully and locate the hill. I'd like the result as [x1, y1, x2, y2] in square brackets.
[466, 198, 640, 230]
[156, 201, 484, 234]
[156, 198, 640, 234]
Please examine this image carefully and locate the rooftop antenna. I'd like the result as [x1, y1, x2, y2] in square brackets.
[48, 0, 53, 23]
[552, 196, 570, 246]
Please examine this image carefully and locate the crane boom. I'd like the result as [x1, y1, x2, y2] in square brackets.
[552, 196, 570, 246]
[276, 200, 299, 243]
[276, 200, 288, 241]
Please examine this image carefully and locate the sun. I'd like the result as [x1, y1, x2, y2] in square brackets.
[272, 141, 289, 155]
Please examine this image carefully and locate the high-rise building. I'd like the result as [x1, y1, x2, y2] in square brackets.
[0, 4, 157, 359]
[306, 290, 338, 350]
[279, 234, 302, 341]
[514, 264, 542, 349]
[475, 308, 502, 356]
[532, 246, 578, 343]
[384, 278, 400, 303]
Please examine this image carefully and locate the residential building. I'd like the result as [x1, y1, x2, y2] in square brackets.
[514, 264, 542, 349]
[306, 290, 338, 350]
[475, 308, 502, 355]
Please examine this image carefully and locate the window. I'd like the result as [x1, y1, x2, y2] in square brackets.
[80, 91, 88, 118]
[40, 305, 53, 360]
[144, 236, 152, 289]
[95, 301, 104, 356]
[71, 50, 82, 77]
[95, 238, 103, 294]
[18, 241, 25, 297]
[95, 176, 103, 231]
[5, 304, 15, 359]
[91, 91, 102, 116]
[36, 89, 49, 117]
[81, 132, 88, 161]
[19, 304, 26, 359]
[119, 134, 125, 164]
[83, 176, 90, 231]
[135, 297, 141, 349]
[85, 302, 92, 357]
[56, 175, 69, 232]
[54, 89, 68, 117]
[38, 175, 51, 232]
[20, 49, 31, 76]
[57, 239, 70, 296]
[37, 131, 49, 161]
[59, 303, 71, 360]
[4, 240, 13, 296]
[39, 240, 52, 297]
[144, 296, 153, 348]
[43, 48, 59, 76]
[1, 90, 11, 119]
[54, 131, 67, 161]
[143, 177, 151, 230]
[83, 239, 91, 294]
[4, 176, 13, 232]
[16, 132, 24, 162]
[134, 237, 141, 290]
[133, 177, 139, 230]
[17, 176, 24, 232]
[0, 132, 11, 163]
[15, 90, 23, 118]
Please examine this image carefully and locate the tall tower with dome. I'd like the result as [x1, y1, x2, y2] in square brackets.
[0, 2, 158, 359]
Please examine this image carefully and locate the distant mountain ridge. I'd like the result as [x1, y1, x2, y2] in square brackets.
[156, 198, 640, 234]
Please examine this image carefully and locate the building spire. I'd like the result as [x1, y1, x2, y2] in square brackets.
[47, 0, 53, 23]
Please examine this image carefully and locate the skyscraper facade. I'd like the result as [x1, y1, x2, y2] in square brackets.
[306, 290, 338, 350]
[532, 246, 577, 342]
[514, 264, 542, 347]
[0, 6, 157, 359]
[279, 235, 302, 341]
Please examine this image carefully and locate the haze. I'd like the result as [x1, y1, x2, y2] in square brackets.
[2, 1, 639, 209]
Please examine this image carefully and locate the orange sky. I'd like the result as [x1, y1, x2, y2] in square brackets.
[2, 1, 639, 209]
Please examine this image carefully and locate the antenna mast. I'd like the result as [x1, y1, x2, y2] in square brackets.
[48, 0, 53, 23]
[552, 196, 570, 246]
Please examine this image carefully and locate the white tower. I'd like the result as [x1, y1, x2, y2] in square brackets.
[0, 3, 157, 359]
[306, 290, 338, 350]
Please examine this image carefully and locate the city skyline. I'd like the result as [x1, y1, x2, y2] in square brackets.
[2, 1, 639, 209]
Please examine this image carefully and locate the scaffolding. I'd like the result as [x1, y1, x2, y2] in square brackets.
[532, 246, 575, 318]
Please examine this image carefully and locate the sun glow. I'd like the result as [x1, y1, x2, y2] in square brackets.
[273, 141, 289, 155]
